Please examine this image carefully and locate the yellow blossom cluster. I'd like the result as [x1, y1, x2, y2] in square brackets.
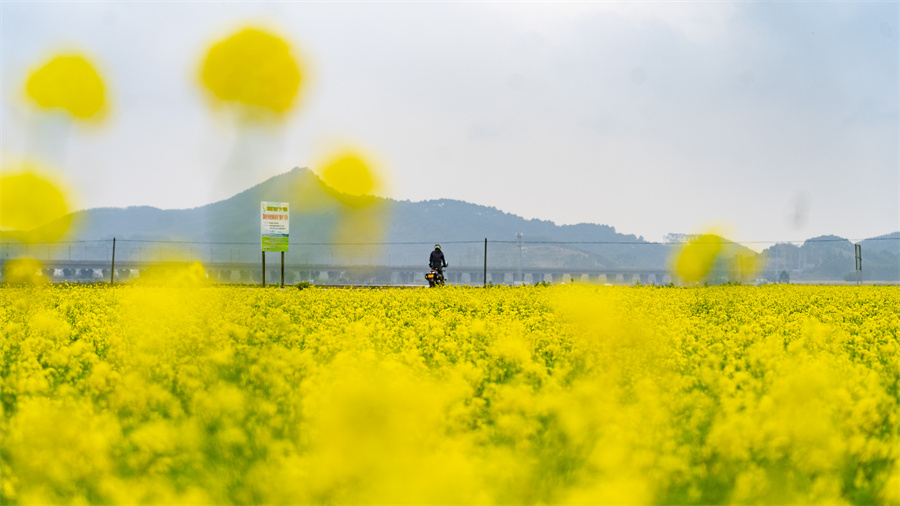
[1, 284, 897, 504]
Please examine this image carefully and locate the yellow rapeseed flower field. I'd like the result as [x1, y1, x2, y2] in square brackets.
[1, 284, 897, 505]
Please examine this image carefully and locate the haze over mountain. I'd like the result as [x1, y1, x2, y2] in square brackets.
[14, 168, 900, 281]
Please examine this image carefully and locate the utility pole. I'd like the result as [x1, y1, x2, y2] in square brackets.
[855, 244, 862, 285]
[516, 233, 523, 284]
[110, 237, 116, 284]
[483, 238, 487, 287]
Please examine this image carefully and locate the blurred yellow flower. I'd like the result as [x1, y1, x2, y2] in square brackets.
[134, 261, 209, 286]
[675, 233, 723, 283]
[732, 253, 761, 281]
[314, 149, 391, 260]
[25, 54, 106, 120]
[2, 258, 46, 284]
[0, 168, 74, 244]
[321, 152, 377, 199]
[201, 27, 303, 118]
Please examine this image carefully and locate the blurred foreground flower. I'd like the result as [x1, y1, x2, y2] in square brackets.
[201, 27, 303, 120]
[732, 253, 762, 282]
[315, 150, 391, 262]
[0, 168, 74, 244]
[674, 233, 723, 283]
[2, 258, 46, 285]
[25, 54, 106, 120]
[318, 150, 384, 209]
[134, 261, 209, 286]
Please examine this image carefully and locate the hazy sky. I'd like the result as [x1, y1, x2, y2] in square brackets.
[2, 1, 898, 247]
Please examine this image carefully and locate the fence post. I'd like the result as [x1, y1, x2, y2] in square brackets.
[483, 238, 487, 287]
[110, 237, 116, 284]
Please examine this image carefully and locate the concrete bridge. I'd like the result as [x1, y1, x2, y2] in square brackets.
[3, 259, 677, 286]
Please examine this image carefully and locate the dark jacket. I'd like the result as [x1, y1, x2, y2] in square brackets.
[429, 249, 447, 269]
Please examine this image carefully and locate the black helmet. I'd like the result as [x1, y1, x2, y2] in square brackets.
[434, 244, 441, 249]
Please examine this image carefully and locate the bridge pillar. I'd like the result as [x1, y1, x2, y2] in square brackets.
[490, 272, 505, 284]
[375, 270, 391, 284]
[639, 273, 649, 285]
[622, 273, 633, 284]
[531, 272, 544, 284]
[551, 273, 563, 284]
[327, 271, 342, 283]
[604, 273, 617, 283]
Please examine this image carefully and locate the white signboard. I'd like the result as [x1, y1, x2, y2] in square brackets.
[261, 201, 289, 252]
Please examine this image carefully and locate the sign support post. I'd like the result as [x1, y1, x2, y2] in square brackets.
[261, 201, 290, 287]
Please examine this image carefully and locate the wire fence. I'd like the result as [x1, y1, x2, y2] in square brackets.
[1, 235, 897, 285]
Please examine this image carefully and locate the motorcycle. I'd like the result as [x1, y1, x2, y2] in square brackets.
[425, 265, 447, 287]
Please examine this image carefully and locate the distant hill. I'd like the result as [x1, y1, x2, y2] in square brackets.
[862, 232, 900, 254]
[762, 235, 898, 282]
[7, 167, 899, 281]
[17, 167, 670, 269]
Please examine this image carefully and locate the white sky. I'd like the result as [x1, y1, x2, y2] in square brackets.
[2, 1, 898, 246]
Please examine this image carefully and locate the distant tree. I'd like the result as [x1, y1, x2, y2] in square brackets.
[778, 270, 790, 283]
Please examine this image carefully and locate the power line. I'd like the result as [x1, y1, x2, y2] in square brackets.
[4, 237, 898, 247]
[480, 237, 900, 246]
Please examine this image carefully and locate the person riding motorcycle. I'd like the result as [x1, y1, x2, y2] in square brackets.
[429, 244, 448, 279]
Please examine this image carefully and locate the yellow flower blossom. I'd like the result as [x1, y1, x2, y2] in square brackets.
[25, 54, 106, 120]
[200, 27, 303, 119]
[0, 166, 75, 244]
[0, 284, 896, 504]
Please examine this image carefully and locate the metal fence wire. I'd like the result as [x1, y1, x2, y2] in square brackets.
[1, 236, 897, 285]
